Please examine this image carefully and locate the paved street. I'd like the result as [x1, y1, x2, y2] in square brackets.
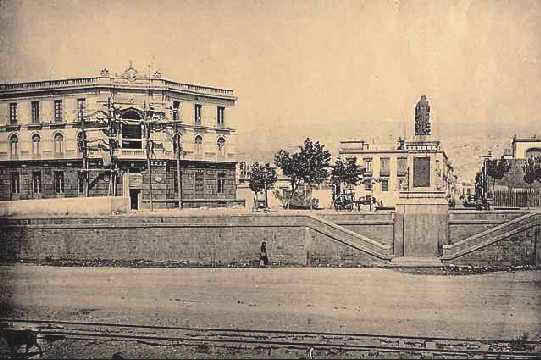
[1, 265, 540, 342]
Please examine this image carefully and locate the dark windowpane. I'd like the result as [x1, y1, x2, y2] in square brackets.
[78, 98, 86, 122]
[31, 101, 40, 123]
[194, 104, 201, 125]
[54, 100, 63, 122]
[54, 171, 64, 193]
[9, 103, 17, 124]
[122, 124, 142, 138]
[122, 124, 142, 149]
[217, 172, 225, 193]
[381, 179, 389, 192]
[217, 106, 224, 127]
[380, 157, 390, 177]
[172, 101, 180, 121]
[195, 171, 204, 194]
[33, 171, 41, 194]
[11, 172, 20, 194]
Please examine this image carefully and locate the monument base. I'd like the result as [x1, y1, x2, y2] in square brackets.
[394, 191, 448, 257]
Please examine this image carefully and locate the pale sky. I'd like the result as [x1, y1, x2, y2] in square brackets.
[1, 0, 540, 173]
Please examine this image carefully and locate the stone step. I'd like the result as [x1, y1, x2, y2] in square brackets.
[391, 256, 443, 267]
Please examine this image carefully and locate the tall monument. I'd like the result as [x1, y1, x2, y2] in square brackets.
[415, 95, 431, 136]
[394, 94, 448, 261]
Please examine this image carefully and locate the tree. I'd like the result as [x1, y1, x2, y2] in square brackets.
[79, 97, 122, 197]
[330, 157, 364, 197]
[248, 162, 278, 209]
[474, 172, 484, 199]
[485, 156, 511, 193]
[523, 156, 541, 184]
[274, 138, 331, 209]
[82, 98, 183, 210]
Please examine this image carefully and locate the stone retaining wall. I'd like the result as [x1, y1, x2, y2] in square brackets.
[0, 214, 391, 266]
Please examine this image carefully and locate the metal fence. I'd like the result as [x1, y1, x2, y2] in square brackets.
[493, 189, 541, 208]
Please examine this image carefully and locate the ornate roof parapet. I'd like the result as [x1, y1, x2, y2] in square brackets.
[99, 67, 110, 77]
[1, 62, 236, 99]
[119, 61, 140, 82]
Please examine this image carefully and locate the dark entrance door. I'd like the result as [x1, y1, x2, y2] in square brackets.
[129, 189, 140, 210]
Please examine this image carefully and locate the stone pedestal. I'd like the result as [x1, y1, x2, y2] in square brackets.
[394, 191, 448, 257]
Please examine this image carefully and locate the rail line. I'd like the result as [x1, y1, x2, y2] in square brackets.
[2, 318, 540, 359]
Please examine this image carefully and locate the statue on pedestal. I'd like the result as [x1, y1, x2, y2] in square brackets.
[415, 95, 431, 136]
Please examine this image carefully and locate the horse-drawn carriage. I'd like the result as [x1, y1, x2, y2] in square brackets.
[333, 193, 378, 211]
[333, 193, 355, 211]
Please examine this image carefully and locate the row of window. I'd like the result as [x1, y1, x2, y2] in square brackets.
[9, 99, 86, 125]
[9, 99, 224, 127]
[362, 157, 408, 177]
[10, 171, 64, 195]
[9, 133, 64, 157]
[363, 178, 389, 192]
[8, 132, 226, 158]
[10, 170, 228, 195]
[191, 171, 227, 194]
[173, 102, 225, 127]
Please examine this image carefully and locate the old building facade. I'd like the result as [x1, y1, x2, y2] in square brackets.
[338, 139, 456, 207]
[0, 64, 242, 209]
[338, 96, 457, 207]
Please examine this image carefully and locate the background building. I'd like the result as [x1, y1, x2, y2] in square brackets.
[481, 135, 541, 194]
[338, 96, 457, 207]
[338, 138, 456, 207]
[0, 64, 243, 209]
[512, 135, 541, 159]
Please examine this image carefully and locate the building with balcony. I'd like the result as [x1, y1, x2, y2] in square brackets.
[0, 64, 242, 209]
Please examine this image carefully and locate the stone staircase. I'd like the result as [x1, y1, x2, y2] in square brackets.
[306, 214, 393, 261]
[442, 212, 539, 261]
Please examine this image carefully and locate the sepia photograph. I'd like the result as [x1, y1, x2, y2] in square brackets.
[0, 0, 540, 358]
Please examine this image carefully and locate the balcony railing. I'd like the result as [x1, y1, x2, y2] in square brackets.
[1, 77, 99, 91]
[1, 77, 235, 98]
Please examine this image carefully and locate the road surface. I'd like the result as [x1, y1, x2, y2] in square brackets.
[1, 265, 539, 341]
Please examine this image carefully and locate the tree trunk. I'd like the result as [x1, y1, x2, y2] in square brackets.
[264, 180, 268, 208]
[308, 184, 313, 210]
[147, 153, 153, 212]
[286, 181, 296, 209]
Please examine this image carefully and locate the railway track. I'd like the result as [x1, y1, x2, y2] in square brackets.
[2, 318, 540, 359]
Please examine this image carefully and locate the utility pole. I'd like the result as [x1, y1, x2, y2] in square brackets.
[145, 120, 154, 212]
[78, 127, 89, 197]
[145, 63, 154, 211]
[174, 128, 183, 209]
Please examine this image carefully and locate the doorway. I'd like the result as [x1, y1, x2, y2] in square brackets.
[129, 189, 140, 210]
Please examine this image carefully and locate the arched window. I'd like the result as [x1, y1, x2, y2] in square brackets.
[195, 135, 203, 155]
[9, 134, 18, 158]
[54, 133, 64, 154]
[32, 134, 40, 156]
[217, 137, 225, 156]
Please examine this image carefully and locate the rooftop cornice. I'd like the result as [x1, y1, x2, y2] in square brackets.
[0, 76, 236, 100]
[512, 137, 541, 143]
